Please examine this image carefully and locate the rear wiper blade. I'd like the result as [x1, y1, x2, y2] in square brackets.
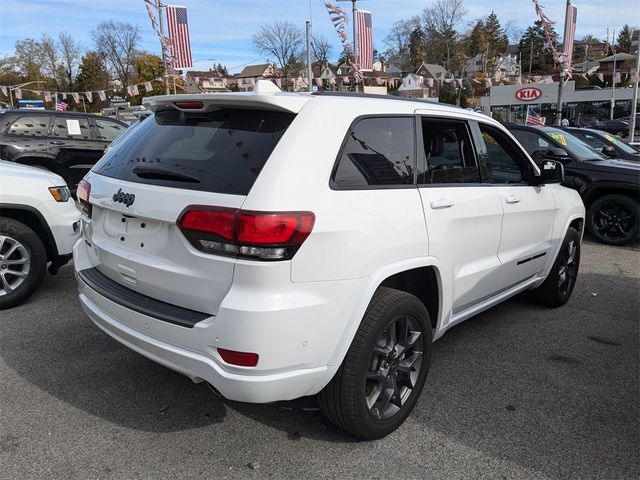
[132, 166, 200, 183]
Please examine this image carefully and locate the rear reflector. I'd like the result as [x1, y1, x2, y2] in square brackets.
[217, 348, 259, 367]
[177, 207, 315, 261]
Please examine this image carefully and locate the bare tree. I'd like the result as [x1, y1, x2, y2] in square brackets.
[58, 32, 82, 90]
[384, 17, 420, 60]
[311, 35, 334, 66]
[92, 20, 140, 91]
[252, 21, 304, 89]
[40, 34, 60, 86]
[422, 0, 467, 70]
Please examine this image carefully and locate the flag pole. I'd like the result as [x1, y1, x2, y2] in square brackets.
[158, 0, 170, 95]
[554, 0, 571, 126]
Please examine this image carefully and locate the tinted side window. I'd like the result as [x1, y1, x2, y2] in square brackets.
[420, 119, 479, 184]
[94, 119, 126, 142]
[7, 116, 51, 136]
[51, 116, 92, 140]
[478, 124, 527, 184]
[333, 117, 415, 187]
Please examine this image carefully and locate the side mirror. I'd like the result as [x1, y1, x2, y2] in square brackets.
[547, 147, 570, 158]
[532, 148, 569, 163]
[601, 145, 616, 157]
[540, 159, 564, 184]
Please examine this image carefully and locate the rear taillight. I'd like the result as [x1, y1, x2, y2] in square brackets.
[77, 179, 92, 217]
[177, 207, 315, 261]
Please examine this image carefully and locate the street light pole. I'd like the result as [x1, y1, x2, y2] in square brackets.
[306, 21, 313, 92]
[338, 0, 362, 93]
[629, 30, 639, 142]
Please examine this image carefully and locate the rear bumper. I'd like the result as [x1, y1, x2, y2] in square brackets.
[77, 278, 334, 403]
[74, 240, 366, 403]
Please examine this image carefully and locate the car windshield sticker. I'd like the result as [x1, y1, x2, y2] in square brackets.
[66, 119, 82, 136]
[548, 132, 567, 146]
[604, 133, 621, 146]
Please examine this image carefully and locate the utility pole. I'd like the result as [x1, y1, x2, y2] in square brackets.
[529, 39, 533, 82]
[629, 30, 639, 142]
[554, 0, 572, 126]
[158, 0, 170, 95]
[306, 21, 313, 92]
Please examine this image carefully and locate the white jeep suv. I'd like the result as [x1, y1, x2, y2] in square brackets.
[1, 161, 80, 309]
[74, 83, 585, 439]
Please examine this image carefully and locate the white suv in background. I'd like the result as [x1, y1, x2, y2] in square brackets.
[74, 82, 585, 439]
[0, 161, 80, 309]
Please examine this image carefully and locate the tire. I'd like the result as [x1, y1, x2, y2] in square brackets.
[586, 194, 640, 246]
[318, 287, 433, 440]
[0, 218, 47, 310]
[529, 227, 581, 307]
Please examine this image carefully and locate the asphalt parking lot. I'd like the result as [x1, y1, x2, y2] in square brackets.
[1, 240, 638, 480]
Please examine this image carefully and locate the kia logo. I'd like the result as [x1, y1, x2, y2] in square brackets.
[515, 87, 542, 101]
[113, 188, 135, 207]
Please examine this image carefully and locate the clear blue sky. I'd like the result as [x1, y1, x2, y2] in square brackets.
[0, 0, 636, 73]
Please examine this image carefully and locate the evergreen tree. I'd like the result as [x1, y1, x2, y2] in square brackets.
[518, 21, 557, 76]
[617, 25, 632, 52]
[484, 12, 509, 75]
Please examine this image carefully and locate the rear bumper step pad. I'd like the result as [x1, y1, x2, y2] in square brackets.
[78, 267, 210, 328]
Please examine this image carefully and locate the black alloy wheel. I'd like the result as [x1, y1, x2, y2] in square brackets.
[319, 287, 432, 440]
[557, 238, 579, 298]
[528, 226, 581, 307]
[366, 315, 424, 420]
[588, 194, 639, 246]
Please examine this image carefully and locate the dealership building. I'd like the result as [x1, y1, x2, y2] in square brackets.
[480, 81, 637, 125]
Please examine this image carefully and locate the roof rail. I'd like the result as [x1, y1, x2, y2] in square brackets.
[311, 91, 458, 107]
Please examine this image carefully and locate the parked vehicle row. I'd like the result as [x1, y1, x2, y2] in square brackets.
[560, 127, 640, 162]
[72, 84, 585, 439]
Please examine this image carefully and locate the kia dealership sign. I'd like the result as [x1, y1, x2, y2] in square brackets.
[515, 87, 543, 101]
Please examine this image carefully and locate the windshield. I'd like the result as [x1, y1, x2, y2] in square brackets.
[597, 132, 639, 155]
[543, 128, 607, 161]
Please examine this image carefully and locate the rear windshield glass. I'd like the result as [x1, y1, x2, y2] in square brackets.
[92, 108, 295, 195]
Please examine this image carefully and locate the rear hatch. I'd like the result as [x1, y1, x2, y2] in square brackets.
[81, 102, 297, 315]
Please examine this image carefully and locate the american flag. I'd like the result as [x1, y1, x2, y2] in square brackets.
[356, 10, 373, 71]
[166, 5, 192, 69]
[562, 3, 577, 71]
[55, 97, 68, 111]
[525, 106, 545, 126]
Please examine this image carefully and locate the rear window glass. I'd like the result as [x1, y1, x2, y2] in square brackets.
[92, 108, 295, 195]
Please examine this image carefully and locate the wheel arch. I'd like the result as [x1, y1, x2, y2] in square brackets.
[0, 204, 58, 261]
[327, 257, 444, 368]
[582, 183, 640, 207]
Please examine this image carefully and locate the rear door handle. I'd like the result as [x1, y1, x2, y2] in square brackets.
[430, 198, 455, 210]
[50, 140, 65, 145]
[505, 195, 521, 204]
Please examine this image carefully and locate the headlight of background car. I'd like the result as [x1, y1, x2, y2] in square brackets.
[48, 186, 71, 202]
